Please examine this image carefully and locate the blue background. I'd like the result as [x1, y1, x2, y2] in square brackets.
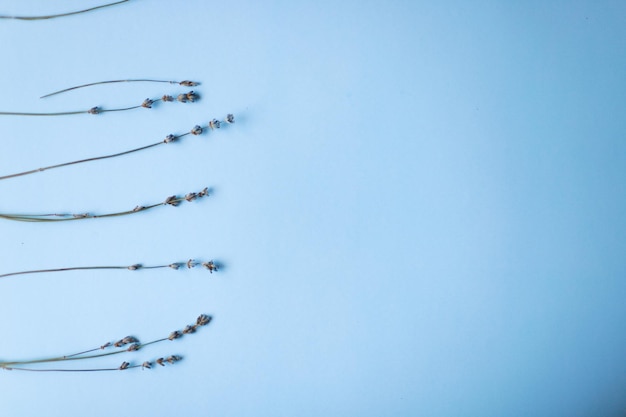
[0, 1, 625, 416]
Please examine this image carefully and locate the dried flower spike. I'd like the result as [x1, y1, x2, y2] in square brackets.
[196, 314, 212, 326]
[114, 336, 138, 347]
[225, 114, 235, 124]
[41, 79, 201, 99]
[127, 264, 142, 271]
[141, 98, 154, 108]
[162, 95, 174, 102]
[202, 261, 218, 273]
[168, 331, 183, 341]
[119, 361, 130, 370]
[179, 80, 200, 87]
[142, 361, 152, 370]
[164, 195, 180, 206]
[127, 343, 141, 352]
[1, 115, 232, 182]
[183, 325, 196, 334]
[186, 91, 199, 102]
[209, 119, 221, 129]
[166, 355, 182, 364]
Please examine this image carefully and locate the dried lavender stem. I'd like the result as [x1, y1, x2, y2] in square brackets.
[0, 187, 209, 222]
[0, 93, 195, 117]
[0, 265, 168, 279]
[0, 142, 164, 181]
[2, 347, 134, 367]
[0, 259, 215, 279]
[1, 314, 209, 371]
[41, 79, 199, 99]
[2, 334, 186, 367]
[0, 0, 130, 21]
[0, 110, 86, 116]
[0, 114, 234, 182]
[2, 366, 133, 372]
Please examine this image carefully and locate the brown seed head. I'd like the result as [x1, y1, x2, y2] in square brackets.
[122, 336, 138, 345]
[127, 343, 141, 352]
[179, 80, 200, 87]
[88, 106, 100, 115]
[119, 361, 130, 370]
[186, 91, 199, 102]
[168, 330, 183, 341]
[191, 125, 203, 135]
[183, 325, 196, 334]
[165, 196, 180, 206]
[196, 314, 212, 326]
[141, 98, 153, 108]
[198, 187, 210, 197]
[177, 93, 188, 103]
[162, 95, 174, 102]
[166, 355, 182, 364]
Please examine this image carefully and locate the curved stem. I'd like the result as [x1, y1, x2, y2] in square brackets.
[0, 95, 172, 117]
[1, 337, 172, 367]
[41, 79, 181, 99]
[0, 110, 86, 116]
[0, 0, 130, 21]
[0, 142, 164, 181]
[0, 264, 171, 280]
[100, 105, 142, 113]
[0, 190, 210, 222]
[2, 366, 131, 372]
[0, 266, 128, 279]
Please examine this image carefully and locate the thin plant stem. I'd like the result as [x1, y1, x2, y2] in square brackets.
[0, 0, 130, 21]
[0, 114, 234, 182]
[0, 142, 164, 181]
[41, 79, 200, 99]
[0, 314, 211, 370]
[0, 187, 210, 222]
[0, 91, 198, 117]
[2, 366, 135, 372]
[0, 259, 218, 279]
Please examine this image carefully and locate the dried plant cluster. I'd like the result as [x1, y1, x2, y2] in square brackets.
[2, 3, 237, 374]
[0, 314, 212, 372]
[0, 114, 234, 181]
[0, 186, 212, 222]
[0, 259, 219, 280]
[0, 90, 199, 116]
